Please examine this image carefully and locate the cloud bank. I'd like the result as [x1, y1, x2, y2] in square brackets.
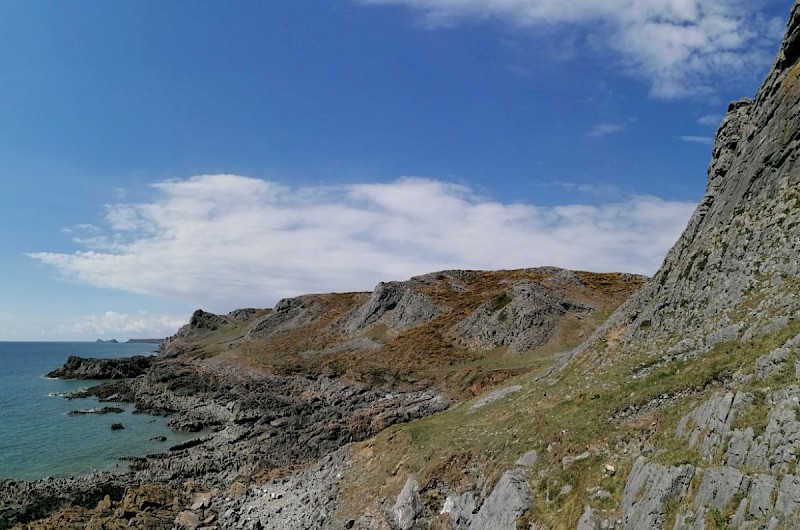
[359, 0, 784, 98]
[29, 175, 696, 310]
[0, 310, 187, 341]
[52, 311, 188, 340]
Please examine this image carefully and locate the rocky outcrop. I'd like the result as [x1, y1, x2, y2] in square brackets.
[675, 391, 754, 461]
[621, 458, 695, 530]
[66, 406, 124, 415]
[574, 1, 800, 366]
[1, 482, 189, 530]
[46, 355, 153, 379]
[623, 333, 800, 529]
[455, 280, 591, 354]
[466, 469, 530, 530]
[89, 360, 446, 477]
[160, 309, 256, 358]
[378, 468, 530, 530]
[247, 296, 324, 337]
[386, 477, 423, 530]
[342, 281, 439, 335]
[0, 474, 128, 529]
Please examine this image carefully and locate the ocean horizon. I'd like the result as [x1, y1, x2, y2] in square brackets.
[0, 341, 198, 481]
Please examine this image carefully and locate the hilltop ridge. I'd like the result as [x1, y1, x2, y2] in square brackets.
[162, 267, 642, 398]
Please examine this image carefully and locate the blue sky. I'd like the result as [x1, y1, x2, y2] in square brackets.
[0, 0, 790, 340]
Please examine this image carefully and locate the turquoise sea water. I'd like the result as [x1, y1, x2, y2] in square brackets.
[0, 342, 198, 481]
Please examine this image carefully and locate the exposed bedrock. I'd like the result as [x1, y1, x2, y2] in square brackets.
[46, 355, 154, 380]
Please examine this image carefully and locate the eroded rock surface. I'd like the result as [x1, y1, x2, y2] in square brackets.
[46, 355, 154, 379]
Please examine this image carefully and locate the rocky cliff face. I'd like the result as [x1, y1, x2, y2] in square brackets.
[593, 2, 800, 363]
[589, 3, 800, 528]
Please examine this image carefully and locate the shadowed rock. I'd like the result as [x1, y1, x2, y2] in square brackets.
[46, 356, 153, 380]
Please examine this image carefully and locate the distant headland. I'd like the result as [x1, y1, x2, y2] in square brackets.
[95, 338, 164, 344]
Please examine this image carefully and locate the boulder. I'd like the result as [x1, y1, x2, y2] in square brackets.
[385, 477, 422, 530]
[468, 469, 530, 530]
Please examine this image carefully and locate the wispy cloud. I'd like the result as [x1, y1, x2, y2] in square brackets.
[680, 135, 714, 145]
[549, 181, 624, 200]
[587, 123, 624, 137]
[29, 174, 696, 310]
[359, 0, 784, 98]
[697, 114, 722, 127]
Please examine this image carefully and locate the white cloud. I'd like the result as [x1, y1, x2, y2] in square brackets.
[680, 135, 714, 144]
[359, 0, 784, 98]
[587, 123, 624, 137]
[51, 311, 188, 340]
[697, 114, 722, 126]
[29, 174, 696, 310]
[0, 310, 188, 341]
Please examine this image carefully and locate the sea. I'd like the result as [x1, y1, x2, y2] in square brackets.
[0, 342, 199, 481]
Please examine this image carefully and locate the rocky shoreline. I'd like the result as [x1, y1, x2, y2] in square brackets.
[0, 353, 447, 529]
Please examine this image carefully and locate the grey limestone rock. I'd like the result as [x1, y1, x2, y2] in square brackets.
[756, 346, 792, 380]
[694, 466, 750, 512]
[733, 388, 800, 473]
[515, 449, 538, 467]
[247, 295, 321, 337]
[343, 281, 405, 333]
[470, 385, 522, 411]
[577, 506, 602, 530]
[386, 477, 422, 530]
[467, 469, 530, 530]
[383, 288, 440, 332]
[568, 0, 800, 367]
[562, 451, 592, 470]
[724, 426, 754, 468]
[455, 280, 590, 354]
[228, 308, 260, 322]
[676, 391, 752, 461]
[773, 474, 800, 520]
[621, 457, 695, 530]
[343, 281, 439, 335]
[215, 446, 353, 530]
[444, 492, 477, 530]
[748, 474, 777, 519]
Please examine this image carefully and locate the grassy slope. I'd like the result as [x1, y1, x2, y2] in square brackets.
[339, 283, 800, 529]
